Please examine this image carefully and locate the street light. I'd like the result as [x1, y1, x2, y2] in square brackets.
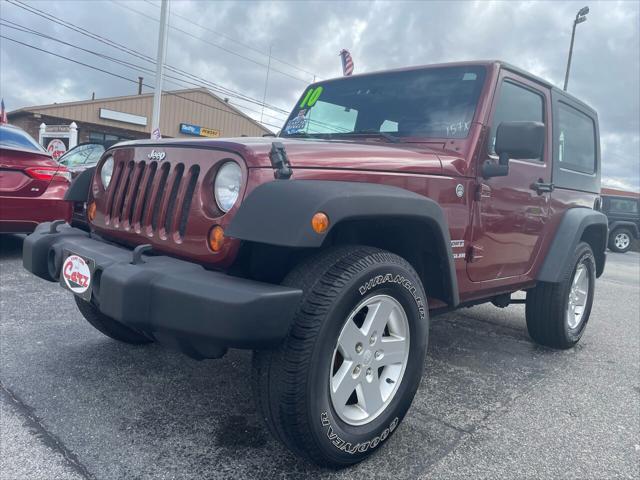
[563, 6, 589, 91]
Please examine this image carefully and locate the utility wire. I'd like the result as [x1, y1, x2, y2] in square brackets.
[139, 0, 318, 78]
[0, 34, 283, 131]
[0, 20, 288, 123]
[5, 0, 294, 116]
[112, 0, 311, 84]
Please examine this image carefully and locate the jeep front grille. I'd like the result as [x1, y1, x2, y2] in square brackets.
[104, 159, 200, 240]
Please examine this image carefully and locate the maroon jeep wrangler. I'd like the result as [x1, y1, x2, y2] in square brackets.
[23, 61, 607, 467]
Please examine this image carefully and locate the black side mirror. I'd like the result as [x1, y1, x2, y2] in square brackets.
[483, 121, 545, 178]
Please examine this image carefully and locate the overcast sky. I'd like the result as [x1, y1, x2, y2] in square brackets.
[1, 0, 638, 190]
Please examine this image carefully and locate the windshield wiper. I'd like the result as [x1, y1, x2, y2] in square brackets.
[346, 131, 400, 143]
[282, 131, 311, 138]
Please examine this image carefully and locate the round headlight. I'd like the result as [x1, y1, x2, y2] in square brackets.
[214, 162, 242, 212]
[100, 156, 114, 189]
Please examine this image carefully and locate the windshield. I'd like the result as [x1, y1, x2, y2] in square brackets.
[0, 125, 47, 153]
[281, 66, 487, 140]
[58, 143, 105, 167]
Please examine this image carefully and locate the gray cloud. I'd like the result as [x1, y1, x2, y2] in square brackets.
[1, 0, 638, 189]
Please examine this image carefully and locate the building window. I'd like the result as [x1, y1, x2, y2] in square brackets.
[88, 132, 131, 144]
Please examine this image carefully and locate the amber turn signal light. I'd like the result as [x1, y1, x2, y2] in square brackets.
[208, 225, 225, 252]
[87, 201, 97, 222]
[311, 212, 329, 234]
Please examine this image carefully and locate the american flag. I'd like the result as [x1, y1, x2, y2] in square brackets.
[339, 49, 354, 76]
[1, 98, 7, 124]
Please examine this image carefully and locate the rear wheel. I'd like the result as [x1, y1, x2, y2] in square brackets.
[609, 228, 633, 253]
[74, 296, 151, 345]
[252, 246, 429, 468]
[525, 242, 595, 349]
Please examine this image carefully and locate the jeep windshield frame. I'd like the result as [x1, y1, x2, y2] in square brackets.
[280, 65, 487, 141]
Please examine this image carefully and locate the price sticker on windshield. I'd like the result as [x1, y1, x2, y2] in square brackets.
[299, 86, 324, 109]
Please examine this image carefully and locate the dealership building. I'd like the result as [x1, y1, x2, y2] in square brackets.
[8, 87, 272, 157]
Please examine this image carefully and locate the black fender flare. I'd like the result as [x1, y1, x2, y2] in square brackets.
[537, 207, 608, 281]
[64, 167, 95, 202]
[608, 221, 639, 238]
[227, 180, 459, 306]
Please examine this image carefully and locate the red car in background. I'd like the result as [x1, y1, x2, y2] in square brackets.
[0, 124, 72, 233]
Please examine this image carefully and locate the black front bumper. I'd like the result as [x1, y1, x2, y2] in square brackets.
[23, 222, 302, 358]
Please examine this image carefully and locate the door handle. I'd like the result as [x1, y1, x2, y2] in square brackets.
[531, 179, 554, 195]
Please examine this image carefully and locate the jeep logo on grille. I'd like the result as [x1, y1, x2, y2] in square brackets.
[147, 150, 166, 161]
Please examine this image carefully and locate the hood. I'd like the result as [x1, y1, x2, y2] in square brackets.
[119, 136, 469, 176]
[231, 137, 445, 174]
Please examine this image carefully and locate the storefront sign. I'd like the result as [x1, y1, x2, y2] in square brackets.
[180, 123, 201, 135]
[99, 108, 147, 126]
[47, 138, 67, 160]
[46, 125, 70, 133]
[40, 122, 77, 156]
[180, 123, 220, 138]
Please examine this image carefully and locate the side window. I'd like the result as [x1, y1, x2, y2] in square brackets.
[609, 198, 639, 214]
[557, 102, 596, 174]
[489, 80, 544, 157]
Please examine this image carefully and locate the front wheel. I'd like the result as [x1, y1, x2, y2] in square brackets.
[525, 241, 596, 349]
[252, 246, 429, 468]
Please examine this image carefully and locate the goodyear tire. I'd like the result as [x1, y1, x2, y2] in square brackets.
[74, 296, 151, 345]
[252, 246, 429, 468]
[525, 241, 596, 349]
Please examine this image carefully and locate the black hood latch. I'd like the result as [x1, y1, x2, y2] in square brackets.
[269, 142, 292, 180]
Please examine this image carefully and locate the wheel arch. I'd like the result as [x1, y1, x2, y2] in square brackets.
[538, 207, 608, 281]
[609, 221, 639, 238]
[227, 180, 459, 307]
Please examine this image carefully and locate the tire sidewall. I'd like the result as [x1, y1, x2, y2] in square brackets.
[306, 260, 428, 464]
[563, 244, 596, 343]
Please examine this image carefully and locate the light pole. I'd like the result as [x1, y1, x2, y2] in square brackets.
[563, 6, 589, 91]
[151, 0, 169, 139]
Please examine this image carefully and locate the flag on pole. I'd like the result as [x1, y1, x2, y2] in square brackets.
[0, 99, 7, 124]
[339, 49, 354, 76]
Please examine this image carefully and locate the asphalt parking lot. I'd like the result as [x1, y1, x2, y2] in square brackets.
[1, 234, 638, 480]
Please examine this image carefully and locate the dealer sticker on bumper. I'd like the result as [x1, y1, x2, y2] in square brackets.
[60, 252, 95, 301]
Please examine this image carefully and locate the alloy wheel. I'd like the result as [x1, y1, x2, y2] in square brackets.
[615, 233, 631, 250]
[329, 294, 410, 426]
[567, 262, 590, 329]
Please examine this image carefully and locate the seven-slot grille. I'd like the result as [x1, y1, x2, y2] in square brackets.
[104, 159, 200, 240]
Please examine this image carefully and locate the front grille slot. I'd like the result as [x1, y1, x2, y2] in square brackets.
[113, 161, 134, 225]
[106, 161, 125, 219]
[163, 163, 185, 235]
[178, 165, 200, 237]
[151, 163, 170, 231]
[135, 162, 157, 226]
[124, 161, 146, 226]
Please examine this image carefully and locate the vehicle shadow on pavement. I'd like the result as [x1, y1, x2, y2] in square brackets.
[0, 234, 24, 261]
[1, 233, 568, 479]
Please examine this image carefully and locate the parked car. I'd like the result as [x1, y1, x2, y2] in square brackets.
[57, 142, 107, 230]
[22, 61, 607, 467]
[0, 124, 71, 233]
[601, 191, 639, 253]
[58, 142, 106, 178]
